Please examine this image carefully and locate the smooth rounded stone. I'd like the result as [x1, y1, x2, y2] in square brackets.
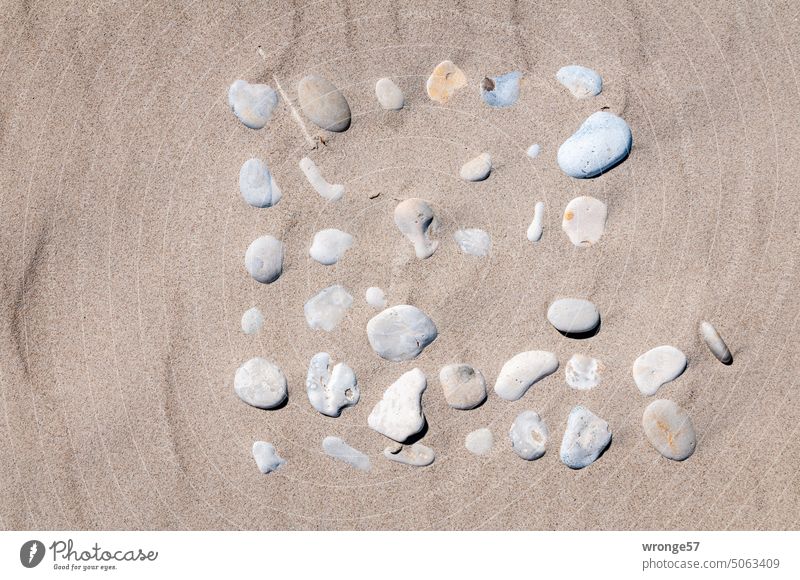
[297, 75, 351, 132]
[480, 71, 522, 108]
[244, 235, 284, 284]
[252, 441, 285, 474]
[439, 364, 487, 410]
[562, 195, 607, 247]
[556, 65, 602, 99]
[700, 321, 733, 365]
[241, 307, 264, 335]
[509, 411, 549, 460]
[309, 228, 353, 265]
[322, 436, 371, 472]
[454, 228, 491, 257]
[565, 354, 604, 390]
[299, 157, 345, 202]
[547, 298, 600, 335]
[365, 286, 387, 309]
[228, 80, 279, 129]
[239, 158, 282, 208]
[527, 201, 545, 242]
[642, 399, 696, 461]
[375, 77, 404, 110]
[494, 351, 559, 401]
[460, 152, 492, 182]
[465, 428, 494, 456]
[633, 346, 687, 396]
[557, 111, 632, 178]
[426, 60, 467, 103]
[368, 368, 427, 443]
[559, 405, 612, 469]
[304, 284, 353, 331]
[306, 352, 359, 417]
[394, 198, 439, 259]
[366, 305, 438, 361]
[526, 143, 541, 159]
[234, 357, 287, 409]
[384, 443, 435, 467]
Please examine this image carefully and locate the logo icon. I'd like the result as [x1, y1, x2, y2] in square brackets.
[20, 540, 45, 568]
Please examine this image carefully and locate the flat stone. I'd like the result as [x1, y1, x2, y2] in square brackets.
[565, 354, 604, 390]
[299, 157, 345, 202]
[297, 75, 351, 132]
[322, 436, 371, 471]
[562, 195, 607, 246]
[439, 364, 487, 410]
[244, 235, 284, 284]
[527, 201, 545, 242]
[234, 357, 287, 409]
[480, 71, 522, 108]
[557, 111, 632, 178]
[251, 441, 286, 474]
[306, 352, 359, 417]
[633, 346, 687, 396]
[368, 368, 427, 443]
[460, 152, 492, 182]
[304, 285, 353, 331]
[465, 428, 494, 455]
[384, 443, 435, 467]
[241, 307, 264, 335]
[454, 228, 491, 257]
[375, 77, 404, 110]
[228, 80, 278, 129]
[556, 65, 602, 99]
[700, 321, 732, 365]
[309, 228, 353, 265]
[560, 405, 612, 469]
[547, 298, 600, 335]
[365, 286, 387, 309]
[494, 350, 559, 401]
[394, 198, 439, 259]
[509, 410, 549, 460]
[366, 305, 437, 361]
[239, 158, 282, 208]
[642, 399, 697, 461]
[426, 60, 467, 103]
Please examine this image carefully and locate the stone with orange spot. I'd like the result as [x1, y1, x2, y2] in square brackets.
[562, 195, 607, 246]
[642, 399, 696, 461]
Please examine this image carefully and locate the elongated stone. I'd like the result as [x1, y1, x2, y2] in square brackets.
[560, 405, 611, 469]
[375, 77, 404, 110]
[244, 235, 284, 284]
[494, 351, 559, 401]
[251, 441, 286, 474]
[394, 198, 439, 259]
[299, 157, 345, 201]
[234, 357, 287, 409]
[384, 443, 435, 467]
[426, 60, 467, 103]
[304, 285, 353, 331]
[547, 298, 600, 335]
[642, 399, 696, 461]
[367, 305, 437, 361]
[322, 436, 371, 471]
[465, 428, 494, 455]
[556, 65, 602, 99]
[309, 228, 353, 265]
[454, 228, 491, 257]
[527, 201, 545, 242]
[239, 158, 282, 208]
[228, 80, 279, 129]
[509, 411, 549, 460]
[565, 354, 603, 390]
[633, 346, 687, 396]
[700, 321, 732, 365]
[368, 369, 427, 442]
[306, 352, 359, 417]
[439, 364, 487, 410]
[460, 152, 492, 182]
[480, 71, 522, 108]
[557, 111, 632, 178]
[297, 75, 351, 132]
[562, 195, 607, 246]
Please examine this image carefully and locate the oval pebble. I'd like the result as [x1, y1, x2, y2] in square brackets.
[559, 405, 611, 469]
[556, 65, 602, 99]
[241, 307, 264, 335]
[465, 428, 494, 456]
[642, 399, 696, 461]
[297, 75, 351, 132]
[565, 354, 603, 390]
[228, 80, 278, 129]
[460, 152, 492, 182]
[633, 345, 687, 396]
[306, 352, 359, 417]
[439, 364, 487, 410]
[384, 443, 435, 467]
[562, 195, 607, 246]
[239, 158, 282, 208]
[309, 228, 353, 265]
[367, 305, 438, 361]
[234, 357, 287, 409]
[322, 436, 371, 472]
[251, 441, 286, 474]
[426, 60, 467, 103]
[394, 198, 439, 259]
[375, 77, 404, 110]
[509, 410, 549, 460]
[547, 298, 600, 335]
[244, 235, 284, 284]
[454, 228, 491, 257]
[304, 285, 353, 331]
[365, 286, 387, 309]
[526, 143, 541, 159]
[557, 111, 632, 178]
[480, 71, 522, 108]
[368, 368, 427, 443]
[700, 321, 732, 365]
[494, 350, 559, 401]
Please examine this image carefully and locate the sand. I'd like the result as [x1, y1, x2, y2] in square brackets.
[1, 0, 799, 530]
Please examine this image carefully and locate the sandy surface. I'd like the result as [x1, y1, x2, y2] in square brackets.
[1, 0, 799, 530]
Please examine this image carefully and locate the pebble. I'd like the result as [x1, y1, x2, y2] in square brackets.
[460, 152, 492, 182]
[234, 357, 288, 409]
[547, 298, 600, 335]
[565, 354, 604, 390]
[244, 235, 284, 284]
[559, 405, 612, 469]
[562, 195, 607, 246]
[394, 198, 439, 259]
[304, 284, 353, 331]
[526, 144, 541, 159]
[700, 321, 732, 365]
[228, 80, 279, 129]
[632, 346, 687, 396]
[365, 286, 387, 309]
[322, 436, 371, 472]
[309, 228, 353, 265]
[494, 350, 559, 401]
[509, 411, 549, 460]
[480, 71, 522, 108]
[239, 158, 282, 208]
[297, 75, 351, 132]
[642, 399, 697, 461]
[556, 65, 602, 99]
[306, 352, 359, 417]
[557, 111, 632, 178]
[465, 428, 494, 456]
[527, 201, 545, 242]
[426, 60, 467, 103]
[375, 77, 404, 110]
[241, 307, 264, 335]
[439, 364, 487, 410]
[251, 441, 286, 474]
[384, 443, 435, 467]
[366, 305, 438, 361]
[368, 368, 427, 442]
[299, 157, 345, 202]
[454, 228, 491, 257]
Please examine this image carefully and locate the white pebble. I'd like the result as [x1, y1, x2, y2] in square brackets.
[560, 405, 612, 469]
[234, 357, 287, 409]
[439, 364, 487, 410]
[700, 321, 732, 365]
[465, 428, 494, 456]
[241, 307, 264, 335]
[368, 368, 427, 443]
[527, 201, 545, 242]
[562, 195, 607, 246]
[322, 436, 370, 471]
[526, 144, 541, 158]
[426, 60, 467, 103]
[297, 75, 351, 132]
[309, 228, 353, 265]
[299, 157, 345, 202]
[556, 65, 602, 99]
[494, 350, 559, 401]
[565, 354, 603, 390]
[306, 352, 359, 417]
[251, 441, 286, 474]
[460, 152, 492, 182]
[454, 228, 491, 257]
[375, 77, 404, 110]
[228, 80, 278, 129]
[394, 198, 439, 259]
[642, 399, 697, 461]
[509, 411, 549, 460]
[384, 443, 435, 467]
[547, 298, 600, 335]
[239, 158, 282, 208]
[558, 111, 632, 178]
[632, 345, 687, 396]
[365, 286, 387, 309]
[244, 235, 284, 284]
[304, 285, 353, 331]
[366, 305, 438, 361]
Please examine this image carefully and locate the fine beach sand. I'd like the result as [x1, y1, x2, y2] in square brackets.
[1, 0, 799, 530]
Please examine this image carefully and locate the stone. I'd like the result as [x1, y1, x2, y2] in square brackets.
[394, 198, 439, 259]
[460, 152, 492, 182]
[509, 411, 549, 460]
[454, 228, 491, 257]
[234, 357, 287, 409]
[384, 443, 435, 467]
[439, 364, 487, 410]
[322, 436, 371, 471]
[366, 305, 438, 361]
[239, 158, 282, 208]
[560, 405, 612, 469]
[309, 228, 353, 265]
[241, 307, 264, 335]
[365, 286, 387, 309]
[700, 321, 732, 365]
[228, 80, 278, 129]
[547, 298, 600, 335]
[375, 77, 404, 110]
[633, 346, 687, 396]
[426, 60, 467, 103]
[304, 285, 353, 331]
[527, 201, 545, 242]
[480, 71, 522, 108]
[494, 351, 559, 401]
[251, 441, 286, 474]
[562, 195, 607, 246]
[299, 157, 345, 201]
[244, 235, 284, 284]
[465, 428, 494, 455]
[565, 354, 604, 390]
[368, 368, 427, 443]
[306, 352, 359, 417]
[526, 143, 541, 158]
[557, 111, 632, 178]
[642, 399, 697, 461]
[297, 75, 351, 132]
[556, 65, 602, 99]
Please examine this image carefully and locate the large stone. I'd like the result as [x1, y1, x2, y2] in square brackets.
[251, 441, 286, 474]
[234, 357, 287, 409]
[480, 71, 522, 108]
[426, 60, 467, 103]
[239, 158, 282, 208]
[306, 352, 359, 417]
[367, 305, 437, 361]
[494, 350, 559, 401]
[297, 75, 351, 132]
[304, 285, 353, 331]
[556, 65, 602, 99]
[562, 195, 607, 247]
[557, 111, 632, 178]
[547, 298, 600, 335]
[642, 399, 696, 461]
[439, 364, 487, 410]
[368, 369, 427, 443]
[228, 80, 278, 129]
[375, 78, 404, 110]
[394, 198, 439, 259]
[559, 405, 611, 469]
[632, 345, 687, 396]
[244, 235, 283, 284]
[509, 411, 549, 460]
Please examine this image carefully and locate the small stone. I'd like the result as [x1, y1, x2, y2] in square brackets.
[251, 441, 286, 474]
[454, 228, 491, 257]
[394, 198, 439, 259]
[244, 235, 284, 284]
[562, 196, 607, 246]
[304, 285, 353, 331]
[375, 77, 404, 110]
[234, 357, 287, 409]
[366, 305, 438, 361]
[228, 80, 279, 129]
[465, 428, 494, 455]
[700, 321, 732, 365]
[439, 364, 487, 410]
[365, 286, 387, 309]
[494, 351, 559, 401]
[309, 228, 353, 265]
[565, 354, 604, 390]
[241, 307, 264, 335]
[460, 152, 492, 182]
[480, 71, 522, 108]
[556, 65, 602, 99]
[558, 111, 632, 178]
[632, 345, 687, 396]
[306, 352, 359, 417]
[322, 436, 371, 471]
[299, 157, 345, 202]
[642, 399, 697, 461]
[547, 298, 600, 335]
[560, 405, 612, 469]
[239, 158, 282, 208]
[384, 443, 435, 467]
[527, 201, 545, 242]
[368, 368, 427, 443]
[526, 144, 541, 158]
[426, 60, 467, 103]
[509, 411, 549, 460]
[297, 75, 351, 132]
